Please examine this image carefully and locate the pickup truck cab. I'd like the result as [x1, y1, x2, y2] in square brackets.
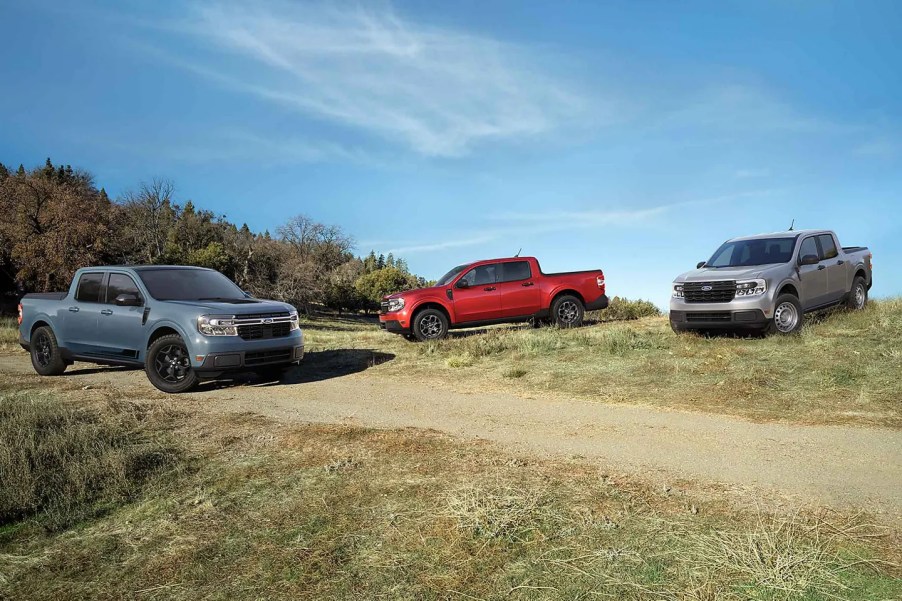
[379, 256, 608, 341]
[670, 230, 872, 334]
[18, 266, 304, 393]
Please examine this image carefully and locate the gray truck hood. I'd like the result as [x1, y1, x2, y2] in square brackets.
[674, 263, 785, 283]
[163, 299, 295, 314]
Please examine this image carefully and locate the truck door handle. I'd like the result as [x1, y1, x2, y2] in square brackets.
[521, 282, 534, 287]
[101, 309, 113, 316]
[483, 286, 496, 291]
[837, 260, 845, 265]
[817, 265, 826, 270]
[68, 307, 79, 313]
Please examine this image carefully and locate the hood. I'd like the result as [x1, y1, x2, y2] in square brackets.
[164, 299, 295, 315]
[674, 263, 786, 283]
[383, 285, 440, 301]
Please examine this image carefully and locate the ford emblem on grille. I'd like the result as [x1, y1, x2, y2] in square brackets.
[263, 318, 274, 324]
[701, 285, 713, 292]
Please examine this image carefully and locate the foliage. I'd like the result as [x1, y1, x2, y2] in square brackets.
[354, 266, 421, 309]
[593, 296, 662, 321]
[0, 159, 425, 313]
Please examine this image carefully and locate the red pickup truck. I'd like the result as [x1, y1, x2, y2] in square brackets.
[379, 256, 608, 341]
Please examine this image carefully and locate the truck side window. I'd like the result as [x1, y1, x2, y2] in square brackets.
[461, 264, 498, 286]
[105, 273, 141, 304]
[799, 237, 819, 262]
[500, 261, 531, 282]
[817, 234, 838, 260]
[75, 273, 104, 303]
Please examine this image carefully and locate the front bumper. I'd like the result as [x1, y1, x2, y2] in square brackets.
[670, 309, 768, 330]
[379, 318, 410, 335]
[189, 329, 305, 374]
[195, 344, 304, 376]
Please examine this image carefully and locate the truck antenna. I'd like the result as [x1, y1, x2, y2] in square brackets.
[788, 219, 795, 231]
[515, 248, 521, 257]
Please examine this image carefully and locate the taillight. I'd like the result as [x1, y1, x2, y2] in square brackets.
[17, 303, 23, 326]
[596, 275, 605, 288]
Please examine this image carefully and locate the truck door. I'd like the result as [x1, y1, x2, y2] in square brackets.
[796, 236, 828, 309]
[62, 272, 106, 354]
[496, 260, 542, 318]
[97, 272, 146, 361]
[817, 233, 848, 304]
[452, 263, 502, 323]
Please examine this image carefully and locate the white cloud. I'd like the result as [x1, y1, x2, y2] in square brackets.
[151, 1, 589, 157]
[383, 235, 498, 255]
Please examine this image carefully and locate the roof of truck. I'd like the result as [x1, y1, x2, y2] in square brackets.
[727, 229, 828, 242]
[80, 265, 213, 271]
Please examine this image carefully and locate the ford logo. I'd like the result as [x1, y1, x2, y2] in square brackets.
[263, 318, 274, 324]
[701, 285, 713, 292]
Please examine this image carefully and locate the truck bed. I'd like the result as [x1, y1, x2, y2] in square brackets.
[842, 246, 869, 254]
[22, 292, 67, 301]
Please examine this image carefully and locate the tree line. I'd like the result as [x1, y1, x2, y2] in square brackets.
[0, 159, 427, 313]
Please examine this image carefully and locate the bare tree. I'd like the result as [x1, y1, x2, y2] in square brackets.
[119, 179, 176, 264]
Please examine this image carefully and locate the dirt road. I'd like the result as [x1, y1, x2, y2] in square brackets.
[2, 354, 900, 519]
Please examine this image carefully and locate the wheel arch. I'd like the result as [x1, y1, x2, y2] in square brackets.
[410, 301, 452, 324]
[550, 288, 585, 306]
[777, 282, 799, 298]
[146, 322, 190, 349]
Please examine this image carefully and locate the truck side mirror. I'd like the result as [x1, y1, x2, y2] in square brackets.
[456, 279, 470, 289]
[115, 293, 142, 307]
[696, 261, 706, 269]
[799, 254, 819, 266]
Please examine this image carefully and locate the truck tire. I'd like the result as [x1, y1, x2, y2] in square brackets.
[765, 294, 804, 335]
[412, 308, 449, 341]
[551, 294, 585, 328]
[30, 326, 67, 376]
[145, 334, 199, 393]
[846, 276, 867, 311]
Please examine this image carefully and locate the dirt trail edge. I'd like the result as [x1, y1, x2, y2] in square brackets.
[2, 355, 899, 519]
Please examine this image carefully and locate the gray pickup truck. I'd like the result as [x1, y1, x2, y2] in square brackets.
[670, 230, 872, 334]
[17, 266, 304, 393]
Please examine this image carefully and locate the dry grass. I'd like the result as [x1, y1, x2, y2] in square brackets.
[0, 385, 183, 530]
[0, 317, 18, 353]
[302, 299, 902, 427]
[0, 391, 897, 600]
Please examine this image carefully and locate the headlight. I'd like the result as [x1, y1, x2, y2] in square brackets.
[735, 279, 766, 297]
[289, 311, 300, 331]
[197, 315, 239, 336]
[386, 298, 405, 312]
[672, 284, 684, 298]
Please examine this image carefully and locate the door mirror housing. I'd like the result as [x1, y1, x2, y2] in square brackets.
[696, 261, 707, 269]
[456, 279, 470, 289]
[115, 293, 142, 307]
[799, 254, 820, 266]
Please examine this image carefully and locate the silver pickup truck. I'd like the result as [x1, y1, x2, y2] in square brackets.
[670, 229, 872, 334]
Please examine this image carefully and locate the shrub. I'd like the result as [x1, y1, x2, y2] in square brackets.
[594, 296, 662, 322]
[0, 393, 183, 530]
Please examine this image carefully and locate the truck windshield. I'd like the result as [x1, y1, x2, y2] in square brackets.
[436, 264, 470, 286]
[707, 237, 796, 268]
[138, 269, 247, 301]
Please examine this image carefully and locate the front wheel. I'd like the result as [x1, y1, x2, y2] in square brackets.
[412, 309, 449, 341]
[145, 334, 198, 393]
[846, 276, 867, 311]
[30, 326, 67, 376]
[551, 295, 585, 328]
[765, 294, 804, 335]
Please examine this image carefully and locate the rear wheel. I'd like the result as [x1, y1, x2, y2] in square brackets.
[145, 334, 198, 393]
[846, 276, 867, 311]
[30, 326, 67, 376]
[551, 295, 585, 328]
[412, 309, 449, 341]
[765, 294, 804, 335]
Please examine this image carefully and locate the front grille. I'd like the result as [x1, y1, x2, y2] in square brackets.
[686, 312, 732, 322]
[236, 311, 291, 320]
[245, 349, 292, 366]
[238, 322, 292, 340]
[684, 281, 736, 303]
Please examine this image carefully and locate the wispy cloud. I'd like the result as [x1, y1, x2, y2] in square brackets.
[383, 235, 499, 255]
[142, 1, 589, 157]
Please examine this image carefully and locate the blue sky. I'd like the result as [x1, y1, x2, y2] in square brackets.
[1, 0, 900, 307]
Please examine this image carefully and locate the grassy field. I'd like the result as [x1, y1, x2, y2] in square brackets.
[298, 299, 902, 428]
[2, 300, 900, 427]
[0, 381, 899, 600]
[0, 317, 18, 353]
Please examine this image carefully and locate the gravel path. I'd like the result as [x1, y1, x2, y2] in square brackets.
[2, 354, 899, 519]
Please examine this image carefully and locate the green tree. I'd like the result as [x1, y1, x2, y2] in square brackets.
[354, 267, 420, 311]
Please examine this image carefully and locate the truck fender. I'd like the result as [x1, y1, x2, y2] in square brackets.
[24, 311, 56, 345]
[774, 278, 801, 300]
[408, 297, 454, 323]
[145, 319, 193, 351]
